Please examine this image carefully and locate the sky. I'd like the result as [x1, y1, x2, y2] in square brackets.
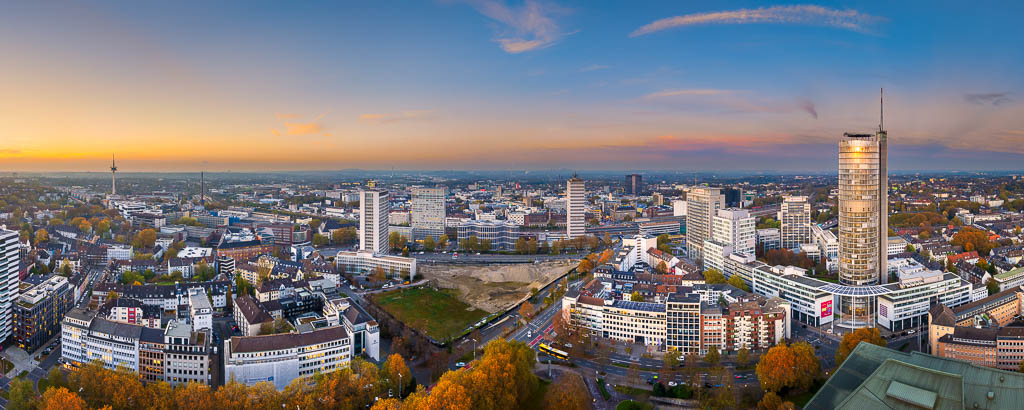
[1, 1, 1023, 172]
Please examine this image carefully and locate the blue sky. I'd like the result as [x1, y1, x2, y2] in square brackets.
[1, 1, 1022, 171]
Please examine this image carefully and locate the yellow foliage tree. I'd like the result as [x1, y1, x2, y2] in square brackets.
[835, 327, 886, 365]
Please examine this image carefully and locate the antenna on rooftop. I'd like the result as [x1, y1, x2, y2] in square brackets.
[879, 87, 884, 132]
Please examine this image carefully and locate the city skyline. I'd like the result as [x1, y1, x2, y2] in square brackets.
[3, 1, 1023, 172]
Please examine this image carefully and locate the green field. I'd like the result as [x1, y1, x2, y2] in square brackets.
[371, 287, 489, 341]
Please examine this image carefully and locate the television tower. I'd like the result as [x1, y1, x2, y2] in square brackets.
[200, 171, 205, 207]
[110, 154, 118, 195]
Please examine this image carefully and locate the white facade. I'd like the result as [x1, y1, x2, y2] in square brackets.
[888, 236, 909, 256]
[686, 187, 725, 264]
[335, 250, 416, 281]
[566, 177, 586, 239]
[359, 189, 390, 255]
[672, 199, 687, 217]
[411, 186, 446, 241]
[812, 225, 839, 272]
[0, 230, 18, 342]
[189, 290, 213, 331]
[779, 196, 811, 250]
[224, 327, 353, 390]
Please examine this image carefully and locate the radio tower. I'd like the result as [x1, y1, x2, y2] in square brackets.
[110, 154, 118, 195]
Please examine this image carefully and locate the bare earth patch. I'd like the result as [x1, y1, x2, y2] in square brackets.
[417, 260, 574, 313]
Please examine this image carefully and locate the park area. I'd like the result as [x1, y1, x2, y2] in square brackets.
[370, 286, 489, 341]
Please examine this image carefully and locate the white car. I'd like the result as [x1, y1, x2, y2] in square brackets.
[455, 362, 466, 368]
[668, 381, 678, 387]
[908, 329, 916, 334]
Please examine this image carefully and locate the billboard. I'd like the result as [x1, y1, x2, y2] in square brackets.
[820, 300, 833, 318]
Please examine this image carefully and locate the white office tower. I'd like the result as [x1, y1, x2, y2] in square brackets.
[686, 187, 725, 264]
[0, 229, 18, 342]
[411, 186, 446, 241]
[359, 189, 390, 255]
[779, 196, 811, 250]
[566, 177, 586, 239]
[836, 125, 888, 328]
[703, 208, 755, 274]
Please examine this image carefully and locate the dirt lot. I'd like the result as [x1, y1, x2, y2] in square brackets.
[417, 260, 574, 313]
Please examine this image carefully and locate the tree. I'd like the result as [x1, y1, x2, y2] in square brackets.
[332, 227, 358, 245]
[259, 321, 274, 335]
[703, 269, 726, 284]
[836, 328, 886, 365]
[542, 372, 592, 410]
[8, 377, 37, 410]
[371, 266, 388, 283]
[46, 366, 66, 391]
[704, 345, 720, 367]
[402, 246, 410, 257]
[389, 232, 407, 251]
[951, 226, 995, 256]
[38, 387, 87, 410]
[520, 301, 534, 320]
[577, 257, 594, 275]
[35, 228, 49, 244]
[423, 235, 437, 252]
[312, 233, 329, 247]
[438, 234, 449, 250]
[381, 354, 412, 397]
[656, 260, 669, 274]
[630, 291, 643, 302]
[986, 278, 1000, 296]
[758, 391, 784, 410]
[756, 342, 819, 393]
[514, 238, 529, 254]
[727, 275, 750, 292]
[131, 228, 157, 249]
[736, 347, 750, 368]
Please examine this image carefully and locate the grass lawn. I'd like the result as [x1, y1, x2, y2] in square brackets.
[597, 378, 611, 400]
[614, 385, 652, 400]
[615, 400, 653, 410]
[371, 287, 489, 341]
[17, 370, 28, 379]
[521, 378, 551, 410]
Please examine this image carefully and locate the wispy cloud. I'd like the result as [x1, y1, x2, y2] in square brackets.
[271, 113, 329, 137]
[630, 5, 885, 37]
[641, 89, 819, 119]
[358, 110, 434, 125]
[964, 92, 1012, 106]
[642, 89, 736, 99]
[798, 98, 818, 119]
[464, 0, 567, 53]
[580, 64, 609, 72]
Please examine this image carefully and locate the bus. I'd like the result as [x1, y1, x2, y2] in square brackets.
[538, 342, 569, 361]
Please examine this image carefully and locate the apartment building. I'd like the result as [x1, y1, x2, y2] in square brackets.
[224, 326, 353, 390]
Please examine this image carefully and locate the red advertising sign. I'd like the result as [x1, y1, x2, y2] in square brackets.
[820, 300, 833, 318]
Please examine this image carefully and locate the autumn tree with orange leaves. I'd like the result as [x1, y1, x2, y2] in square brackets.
[38, 387, 87, 410]
[835, 327, 886, 365]
[755, 342, 820, 393]
[542, 372, 592, 410]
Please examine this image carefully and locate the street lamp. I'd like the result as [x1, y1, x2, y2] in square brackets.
[471, 338, 478, 360]
[398, 372, 403, 398]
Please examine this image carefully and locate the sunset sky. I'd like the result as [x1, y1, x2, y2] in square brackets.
[2, 1, 1022, 172]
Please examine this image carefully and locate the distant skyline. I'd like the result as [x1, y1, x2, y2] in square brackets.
[2, 1, 1023, 172]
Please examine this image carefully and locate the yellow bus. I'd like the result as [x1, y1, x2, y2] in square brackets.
[538, 342, 569, 361]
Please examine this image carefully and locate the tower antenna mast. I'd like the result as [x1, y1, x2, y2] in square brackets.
[880, 87, 884, 132]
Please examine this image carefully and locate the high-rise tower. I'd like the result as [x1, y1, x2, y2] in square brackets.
[566, 176, 586, 239]
[359, 189, 390, 255]
[110, 154, 118, 196]
[835, 90, 888, 328]
[779, 196, 811, 250]
[411, 186, 446, 241]
[686, 187, 725, 264]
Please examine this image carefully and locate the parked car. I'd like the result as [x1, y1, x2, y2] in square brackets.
[455, 362, 466, 368]
[668, 381, 678, 387]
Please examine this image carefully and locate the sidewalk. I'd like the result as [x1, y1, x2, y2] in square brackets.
[2, 346, 36, 379]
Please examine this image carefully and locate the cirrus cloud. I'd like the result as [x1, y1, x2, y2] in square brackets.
[630, 5, 885, 37]
[463, 0, 568, 53]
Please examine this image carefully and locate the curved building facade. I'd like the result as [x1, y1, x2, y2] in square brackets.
[836, 130, 888, 328]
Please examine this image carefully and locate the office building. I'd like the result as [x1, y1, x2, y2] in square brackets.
[334, 251, 416, 281]
[13, 275, 74, 352]
[703, 208, 755, 275]
[836, 126, 888, 328]
[812, 225, 839, 272]
[566, 177, 586, 239]
[359, 189, 390, 255]
[779, 196, 811, 250]
[686, 187, 725, 264]
[224, 326, 353, 390]
[457, 220, 520, 251]
[0, 229, 18, 343]
[625, 174, 642, 195]
[411, 186, 446, 241]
